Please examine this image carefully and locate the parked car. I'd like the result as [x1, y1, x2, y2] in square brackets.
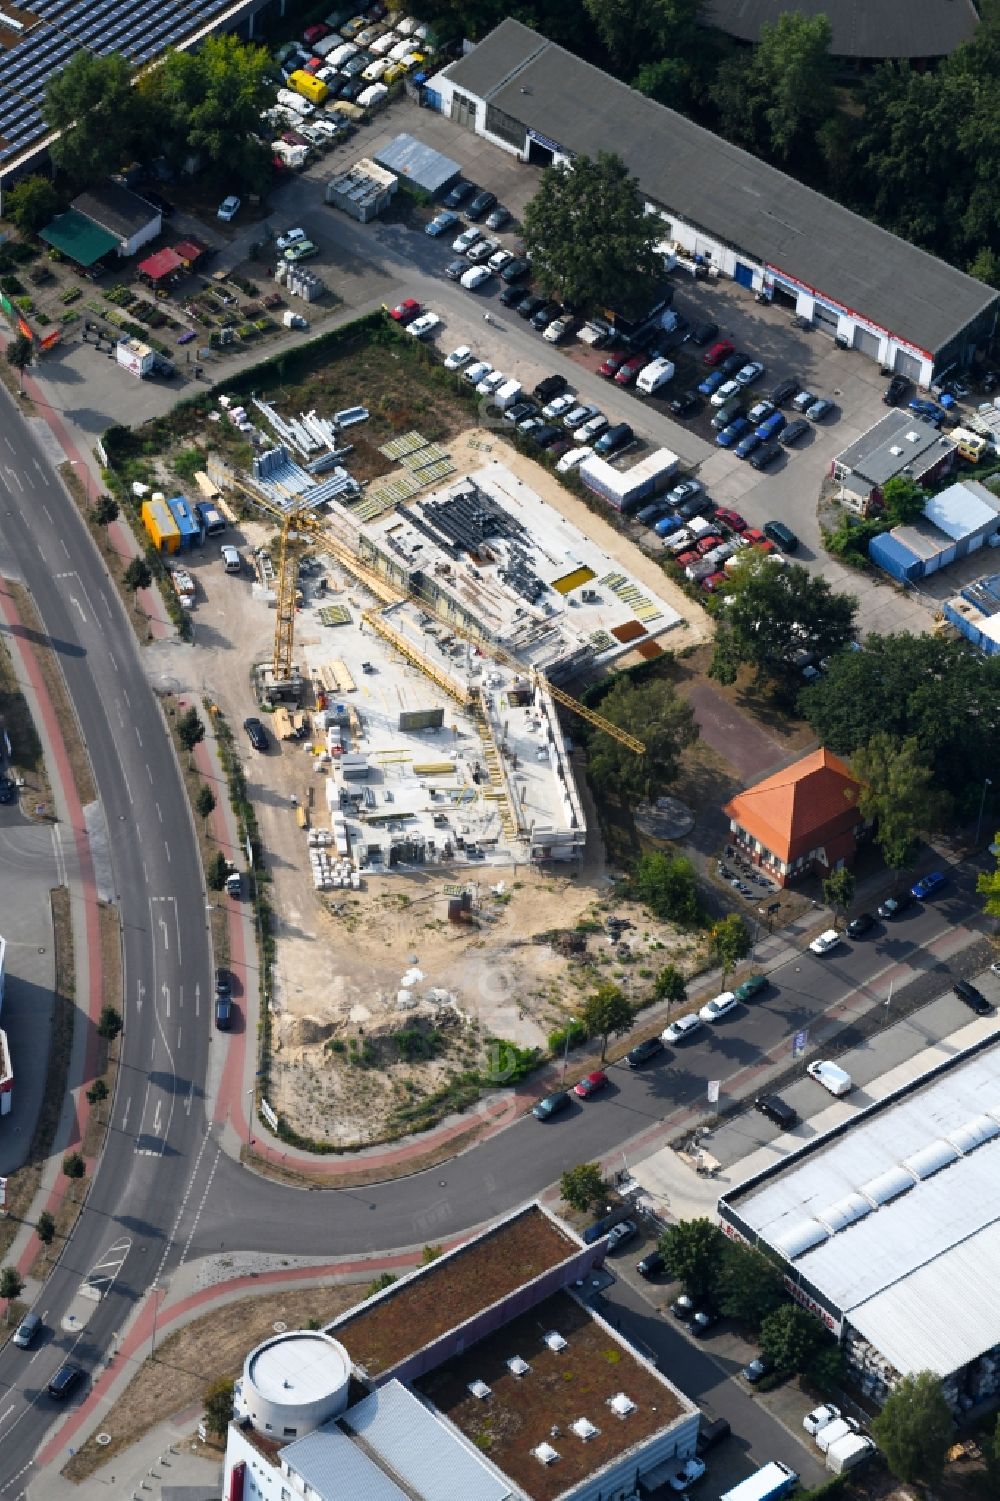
[544, 313, 578, 344]
[462, 360, 491, 385]
[215, 991, 233, 1030]
[636, 1249, 665, 1278]
[499, 281, 527, 306]
[762, 519, 798, 550]
[534, 374, 568, 401]
[663, 1014, 702, 1044]
[710, 378, 742, 409]
[543, 392, 577, 420]
[714, 508, 747, 533]
[500, 257, 530, 283]
[742, 1356, 773, 1384]
[697, 369, 726, 398]
[451, 225, 481, 253]
[691, 1306, 718, 1335]
[443, 178, 475, 208]
[690, 320, 719, 346]
[806, 396, 834, 421]
[444, 345, 473, 371]
[670, 390, 701, 417]
[911, 870, 946, 900]
[735, 360, 765, 387]
[487, 248, 514, 274]
[909, 397, 945, 425]
[466, 189, 497, 220]
[668, 1459, 707, 1492]
[563, 402, 598, 430]
[466, 236, 500, 264]
[529, 423, 563, 449]
[532, 1090, 571, 1120]
[555, 447, 592, 474]
[575, 414, 609, 444]
[749, 398, 777, 424]
[804, 1404, 842, 1436]
[755, 1094, 798, 1128]
[756, 410, 786, 441]
[699, 991, 738, 1023]
[276, 226, 307, 250]
[594, 422, 633, 456]
[883, 374, 910, 405]
[598, 350, 630, 379]
[485, 205, 511, 230]
[671, 1294, 699, 1320]
[460, 265, 492, 291]
[425, 209, 459, 237]
[677, 492, 713, 521]
[573, 1069, 609, 1098]
[389, 297, 420, 323]
[606, 1219, 638, 1252]
[716, 417, 752, 448]
[749, 442, 783, 469]
[734, 972, 767, 1002]
[243, 717, 269, 752]
[702, 339, 734, 367]
[627, 1036, 665, 1068]
[734, 433, 762, 460]
[953, 979, 992, 1016]
[407, 312, 439, 339]
[444, 258, 467, 281]
[877, 890, 915, 919]
[770, 377, 799, 406]
[807, 1060, 853, 1096]
[216, 194, 241, 222]
[532, 302, 561, 331]
[809, 928, 841, 955]
[668, 479, 702, 507]
[697, 1418, 731, 1458]
[779, 417, 810, 446]
[847, 912, 876, 938]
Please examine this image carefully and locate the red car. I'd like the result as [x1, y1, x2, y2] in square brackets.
[614, 353, 647, 386]
[303, 23, 331, 43]
[304, 56, 324, 73]
[713, 508, 747, 532]
[702, 339, 735, 367]
[702, 572, 727, 592]
[389, 298, 421, 324]
[744, 528, 776, 553]
[695, 535, 723, 555]
[676, 550, 699, 568]
[574, 1070, 609, 1098]
[597, 349, 630, 378]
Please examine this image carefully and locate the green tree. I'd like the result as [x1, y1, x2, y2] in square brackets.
[587, 678, 698, 805]
[581, 983, 633, 1062]
[203, 1377, 235, 1439]
[710, 554, 857, 691]
[658, 1218, 725, 1299]
[123, 557, 152, 596]
[5, 175, 59, 234]
[97, 1005, 122, 1041]
[808, 1342, 845, 1394]
[632, 852, 703, 927]
[872, 1370, 954, 1487]
[0, 1267, 24, 1322]
[560, 1162, 607, 1213]
[968, 246, 1000, 289]
[852, 733, 949, 873]
[421, 1244, 442, 1264]
[43, 51, 150, 187]
[145, 35, 276, 191]
[822, 868, 856, 930]
[881, 475, 927, 526]
[93, 495, 120, 526]
[709, 914, 752, 986]
[759, 1303, 826, 1373]
[522, 152, 662, 317]
[86, 1078, 109, 1106]
[207, 849, 230, 892]
[755, 13, 835, 160]
[178, 707, 206, 759]
[582, 0, 703, 83]
[36, 1210, 55, 1246]
[6, 333, 32, 396]
[716, 1243, 785, 1327]
[195, 784, 217, 830]
[62, 1151, 86, 1180]
[979, 837, 1000, 921]
[653, 963, 687, 1010]
[987, 1410, 1000, 1493]
[364, 1270, 397, 1299]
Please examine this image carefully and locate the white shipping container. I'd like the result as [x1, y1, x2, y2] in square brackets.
[826, 1436, 874, 1475]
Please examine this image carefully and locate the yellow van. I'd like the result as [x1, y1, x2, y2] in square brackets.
[950, 427, 987, 464]
[289, 70, 328, 105]
[382, 62, 406, 84]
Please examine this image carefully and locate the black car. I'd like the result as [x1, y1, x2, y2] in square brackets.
[444, 258, 467, 281]
[954, 979, 992, 1016]
[755, 1094, 798, 1129]
[529, 423, 563, 449]
[503, 400, 538, 425]
[719, 352, 745, 377]
[594, 422, 634, 456]
[531, 302, 560, 331]
[696, 1418, 731, 1456]
[636, 1249, 665, 1279]
[500, 258, 530, 284]
[770, 377, 799, 406]
[749, 441, 782, 470]
[847, 913, 876, 938]
[677, 493, 713, 521]
[690, 320, 718, 347]
[466, 189, 497, 221]
[215, 966, 232, 994]
[0, 778, 16, 804]
[691, 1305, 718, 1336]
[215, 992, 233, 1030]
[533, 1089, 571, 1120]
[244, 717, 269, 752]
[48, 1362, 84, 1400]
[742, 1355, 774, 1384]
[485, 205, 511, 231]
[877, 890, 915, 920]
[499, 282, 527, 307]
[338, 78, 365, 101]
[670, 390, 701, 418]
[517, 294, 545, 320]
[779, 416, 810, 446]
[883, 374, 910, 406]
[626, 1035, 665, 1068]
[534, 373, 568, 402]
[443, 179, 475, 209]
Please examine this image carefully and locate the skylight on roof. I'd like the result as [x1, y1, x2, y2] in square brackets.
[533, 1442, 559, 1465]
[570, 1417, 599, 1440]
[468, 1380, 491, 1400]
[543, 1331, 567, 1351]
[507, 1356, 530, 1376]
[609, 1391, 637, 1416]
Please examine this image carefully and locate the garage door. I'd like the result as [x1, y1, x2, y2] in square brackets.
[813, 303, 840, 334]
[734, 262, 754, 289]
[895, 351, 923, 382]
[853, 325, 881, 360]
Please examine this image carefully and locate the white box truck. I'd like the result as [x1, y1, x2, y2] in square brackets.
[816, 1418, 856, 1453]
[636, 357, 675, 395]
[494, 379, 522, 412]
[826, 1435, 875, 1474]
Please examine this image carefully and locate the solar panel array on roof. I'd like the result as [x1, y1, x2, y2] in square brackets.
[0, 0, 231, 161]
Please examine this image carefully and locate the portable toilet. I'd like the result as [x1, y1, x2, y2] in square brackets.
[141, 497, 181, 553]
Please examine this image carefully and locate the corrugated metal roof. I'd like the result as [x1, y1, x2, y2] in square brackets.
[924, 479, 1000, 541]
[344, 1380, 513, 1501]
[281, 1423, 410, 1501]
[373, 132, 461, 194]
[439, 20, 998, 355]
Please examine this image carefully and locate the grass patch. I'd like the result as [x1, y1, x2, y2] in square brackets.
[5, 580, 94, 805]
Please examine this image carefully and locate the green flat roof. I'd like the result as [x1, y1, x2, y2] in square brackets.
[40, 210, 119, 267]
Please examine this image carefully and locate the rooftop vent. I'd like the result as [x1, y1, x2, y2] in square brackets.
[507, 1356, 530, 1377]
[608, 1392, 637, 1417]
[571, 1418, 600, 1441]
[543, 1331, 567, 1351]
[888, 444, 903, 455]
[533, 1443, 559, 1466]
[468, 1380, 491, 1400]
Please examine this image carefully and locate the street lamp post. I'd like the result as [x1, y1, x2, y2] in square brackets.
[976, 778, 993, 845]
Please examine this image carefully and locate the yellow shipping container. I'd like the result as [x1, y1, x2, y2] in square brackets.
[141, 498, 181, 553]
[289, 69, 328, 104]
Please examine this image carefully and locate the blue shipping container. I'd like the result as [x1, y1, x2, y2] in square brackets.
[869, 531, 923, 582]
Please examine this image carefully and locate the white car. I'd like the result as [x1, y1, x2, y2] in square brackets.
[407, 312, 439, 339]
[809, 929, 841, 955]
[662, 1014, 702, 1044]
[542, 392, 576, 420]
[699, 991, 737, 1023]
[710, 379, 741, 407]
[488, 248, 513, 273]
[452, 226, 482, 254]
[444, 345, 473, 371]
[276, 227, 307, 251]
[574, 414, 608, 443]
[807, 1060, 853, 1096]
[462, 360, 491, 385]
[804, 1404, 841, 1436]
[555, 446, 592, 474]
[477, 370, 505, 396]
[465, 237, 499, 264]
[276, 88, 313, 116]
[216, 195, 241, 222]
[668, 1458, 707, 1492]
[460, 265, 492, 291]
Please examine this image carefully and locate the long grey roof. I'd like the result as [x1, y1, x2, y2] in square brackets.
[703, 1, 980, 59]
[834, 411, 953, 486]
[281, 1424, 410, 1501]
[343, 1380, 514, 1501]
[439, 19, 997, 356]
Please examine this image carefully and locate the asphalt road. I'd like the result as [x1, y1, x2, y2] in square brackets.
[0, 391, 214, 1490]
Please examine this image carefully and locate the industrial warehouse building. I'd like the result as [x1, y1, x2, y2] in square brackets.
[869, 479, 1000, 584]
[223, 1203, 701, 1501]
[430, 19, 998, 387]
[719, 1037, 1000, 1409]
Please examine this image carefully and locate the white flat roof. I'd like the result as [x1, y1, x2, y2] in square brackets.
[732, 1041, 1000, 1375]
[248, 1332, 349, 1404]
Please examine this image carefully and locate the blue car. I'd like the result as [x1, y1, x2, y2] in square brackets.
[910, 871, 947, 900]
[756, 410, 787, 441]
[716, 417, 751, 448]
[655, 514, 684, 536]
[908, 398, 944, 426]
[734, 432, 762, 459]
[698, 369, 726, 398]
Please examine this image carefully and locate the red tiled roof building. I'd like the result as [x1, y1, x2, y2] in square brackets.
[722, 748, 868, 886]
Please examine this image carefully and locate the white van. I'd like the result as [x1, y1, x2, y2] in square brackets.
[276, 89, 313, 118]
[371, 31, 399, 55]
[636, 357, 675, 395]
[362, 57, 388, 81]
[221, 545, 242, 574]
[357, 83, 388, 109]
[493, 379, 523, 412]
[329, 42, 359, 66]
[806, 1060, 853, 1097]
